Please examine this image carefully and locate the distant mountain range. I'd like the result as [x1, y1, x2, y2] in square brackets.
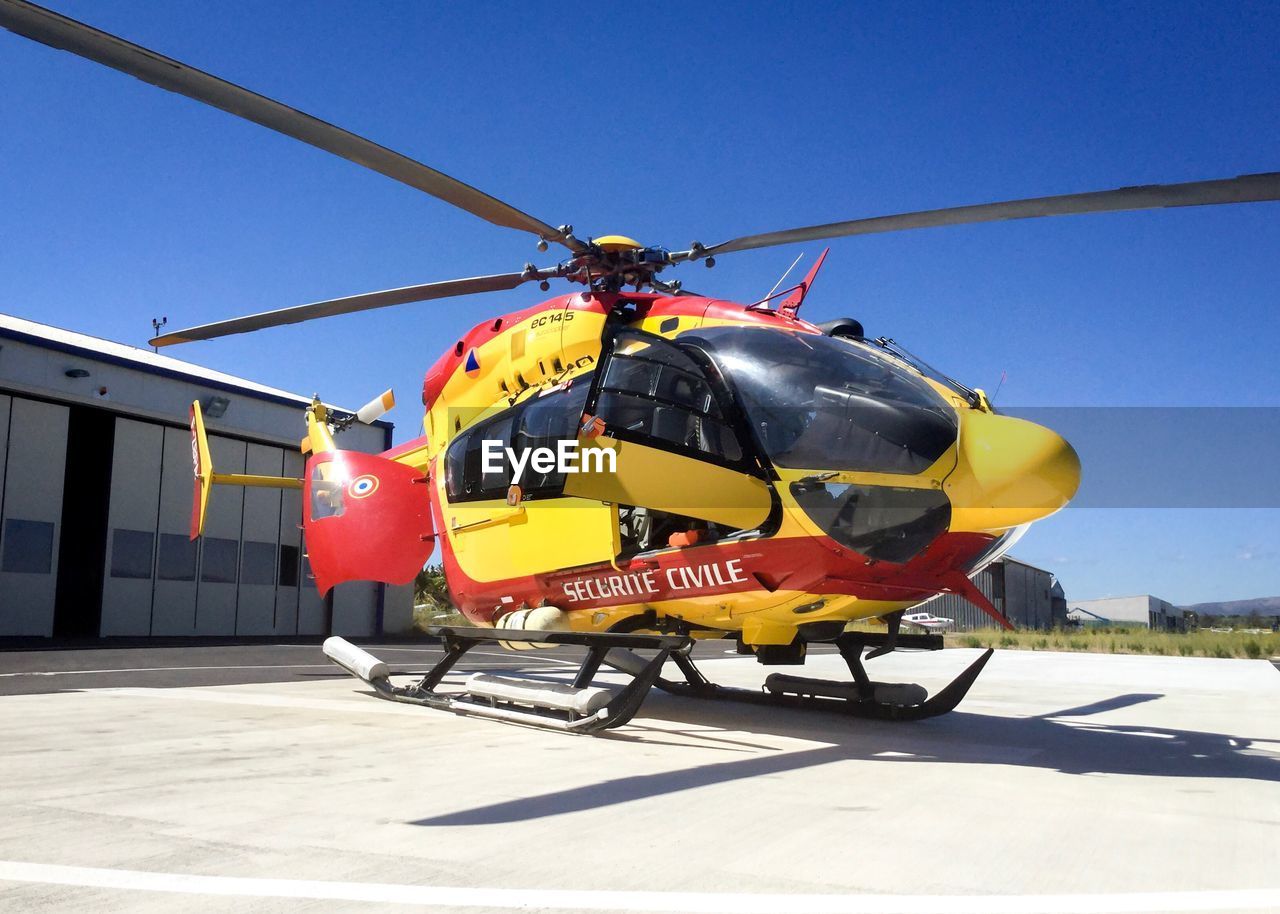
[1181, 596, 1280, 617]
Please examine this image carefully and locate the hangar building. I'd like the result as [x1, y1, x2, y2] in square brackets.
[0, 313, 412, 640]
[1067, 595, 1183, 631]
[925, 556, 1065, 631]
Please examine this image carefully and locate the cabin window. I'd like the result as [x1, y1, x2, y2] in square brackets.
[591, 330, 750, 468]
[478, 416, 513, 494]
[444, 376, 592, 502]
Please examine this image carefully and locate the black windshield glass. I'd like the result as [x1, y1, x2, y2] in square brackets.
[868, 337, 979, 407]
[790, 481, 951, 564]
[685, 328, 957, 474]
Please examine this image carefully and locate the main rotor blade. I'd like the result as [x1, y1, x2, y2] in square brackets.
[0, 0, 584, 253]
[150, 271, 543, 347]
[678, 172, 1280, 260]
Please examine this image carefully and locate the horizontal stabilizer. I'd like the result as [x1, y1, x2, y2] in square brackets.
[189, 399, 303, 540]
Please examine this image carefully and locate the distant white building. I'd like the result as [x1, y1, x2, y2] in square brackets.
[1067, 594, 1182, 630]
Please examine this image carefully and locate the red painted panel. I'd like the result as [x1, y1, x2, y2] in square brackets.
[439, 521, 997, 626]
[303, 451, 435, 595]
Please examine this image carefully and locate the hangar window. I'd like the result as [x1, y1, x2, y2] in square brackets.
[1, 518, 54, 574]
[157, 533, 196, 582]
[278, 544, 300, 587]
[201, 537, 238, 584]
[110, 529, 154, 579]
[241, 541, 277, 586]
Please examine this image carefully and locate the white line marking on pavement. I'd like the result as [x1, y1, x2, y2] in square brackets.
[0, 861, 1275, 913]
[0, 665, 334, 677]
[0, 652, 580, 678]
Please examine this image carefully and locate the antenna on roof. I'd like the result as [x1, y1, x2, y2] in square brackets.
[758, 253, 804, 305]
[992, 369, 1008, 403]
[150, 317, 167, 352]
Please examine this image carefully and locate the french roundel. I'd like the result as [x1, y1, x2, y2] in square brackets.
[348, 474, 379, 498]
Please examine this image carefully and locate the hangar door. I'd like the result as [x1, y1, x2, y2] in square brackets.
[0, 396, 70, 636]
[100, 418, 164, 635]
[100, 420, 310, 636]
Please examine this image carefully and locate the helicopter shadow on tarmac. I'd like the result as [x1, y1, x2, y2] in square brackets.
[412, 689, 1279, 827]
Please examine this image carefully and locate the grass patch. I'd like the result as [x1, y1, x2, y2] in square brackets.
[944, 626, 1280, 659]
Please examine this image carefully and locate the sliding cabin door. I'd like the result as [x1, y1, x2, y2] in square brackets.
[441, 378, 618, 584]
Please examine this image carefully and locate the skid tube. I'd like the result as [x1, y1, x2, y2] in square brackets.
[323, 628, 993, 733]
[323, 627, 691, 734]
[608, 631, 994, 722]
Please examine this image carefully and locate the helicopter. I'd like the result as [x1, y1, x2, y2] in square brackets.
[4, 0, 1277, 733]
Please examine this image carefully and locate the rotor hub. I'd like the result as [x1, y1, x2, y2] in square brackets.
[551, 235, 674, 292]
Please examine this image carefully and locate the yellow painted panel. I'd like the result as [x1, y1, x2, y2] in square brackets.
[509, 499, 619, 571]
[447, 495, 618, 582]
[563, 436, 772, 530]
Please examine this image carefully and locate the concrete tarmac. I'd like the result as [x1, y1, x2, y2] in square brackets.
[0, 642, 1276, 913]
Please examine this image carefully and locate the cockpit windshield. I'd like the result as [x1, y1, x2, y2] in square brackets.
[684, 327, 957, 475]
[866, 337, 980, 408]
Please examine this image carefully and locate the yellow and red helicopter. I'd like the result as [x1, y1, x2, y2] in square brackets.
[5, 0, 1277, 732]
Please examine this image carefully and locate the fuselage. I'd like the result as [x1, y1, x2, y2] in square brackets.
[384, 290, 1079, 645]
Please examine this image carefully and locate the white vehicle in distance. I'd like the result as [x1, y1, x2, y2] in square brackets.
[902, 611, 955, 632]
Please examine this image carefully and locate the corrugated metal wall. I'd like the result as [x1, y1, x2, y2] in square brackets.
[923, 558, 1056, 631]
[1006, 560, 1055, 630]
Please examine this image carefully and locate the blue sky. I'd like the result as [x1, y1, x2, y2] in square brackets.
[1, 1, 1276, 604]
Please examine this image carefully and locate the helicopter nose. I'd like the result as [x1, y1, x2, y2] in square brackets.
[944, 411, 1080, 532]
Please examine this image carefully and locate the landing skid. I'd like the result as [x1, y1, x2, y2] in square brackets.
[322, 628, 993, 734]
[324, 627, 691, 734]
[612, 632, 994, 722]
